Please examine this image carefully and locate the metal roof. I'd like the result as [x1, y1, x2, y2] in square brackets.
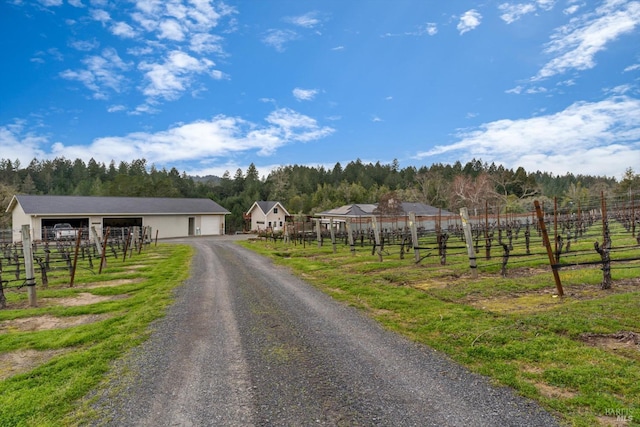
[317, 202, 454, 217]
[9, 195, 230, 215]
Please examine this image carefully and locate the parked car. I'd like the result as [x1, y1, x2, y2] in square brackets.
[53, 223, 78, 240]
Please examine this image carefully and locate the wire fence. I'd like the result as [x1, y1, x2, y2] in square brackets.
[259, 195, 640, 292]
[0, 226, 155, 309]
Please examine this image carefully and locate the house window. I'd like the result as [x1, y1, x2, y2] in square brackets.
[279, 221, 283, 227]
[273, 207, 278, 214]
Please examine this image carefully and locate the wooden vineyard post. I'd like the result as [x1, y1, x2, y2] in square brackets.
[315, 219, 322, 248]
[329, 218, 337, 253]
[484, 201, 491, 260]
[21, 225, 37, 307]
[554, 197, 559, 263]
[632, 194, 636, 238]
[460, 208, 478, 278]
[137, 226, 147, 254]
[99, 227, 110, 274]
[301, 220, 306, 248]
[371, 216, 383, 261]
[0, 272, 5, 309]
[70, 228, 82, 287]
[409, 212, 420, 263]
[91, 226, 103, 259]
[346, 218, 355, 255]
[534, 201, 564, 297]
[123, 230, 133, 262]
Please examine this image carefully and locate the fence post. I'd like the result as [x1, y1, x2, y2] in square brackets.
[460, 208, 478, 278]
[371, 216, 382, 261]
[409, 212, 420, 263]
[534, 201, 564, 297]
[315, 219, 322, 248]
[330, 218, 337, 253]
[346, 218, 355, 255]
[69, 229, 82, 287]
[91, 226, 103, 258]
[0, 272, 6, 309]
[21, 225, 37, 307]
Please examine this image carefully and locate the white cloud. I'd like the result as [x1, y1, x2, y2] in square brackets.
[424, 23, 438, 36]
[292, 88, 318, 101]
[0, 121, 48, 162]
[111, 21, 137, 38]
[383, 22, 438, 37]
[189, 33, 225, 54]
[536, 0, 556, 11]
[38, 0, 62, 6]
[624, 63, 640, 72]
[139, 50, 219, 101]
[47, 108, 334, 163]
[534, 1, 640, 80]
[158, 19, 185, 41]
[499, 3, 537, 24]
[564, 4, 581, 15]
[285, 12, 321, 28]
[90, 8, 111, 24]
[129, 103, 160, 115]
[107, 104, 126, 112]
[60, 48, 129, 99]
[262, 29, 298, 52]
[457, 10, 482, 35]
[506, 85, 524, 94]
[70, 39, 99, 51]
[415, 96, 640, 177]
[68, 0, 84, 7]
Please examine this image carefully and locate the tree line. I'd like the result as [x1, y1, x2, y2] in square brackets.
[0, 157, 637, 233]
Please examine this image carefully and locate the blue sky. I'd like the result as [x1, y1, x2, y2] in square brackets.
[1, 0, 639, 180]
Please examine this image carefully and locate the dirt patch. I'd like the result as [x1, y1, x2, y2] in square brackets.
[473, 292, 564, 314]
[595, 415, 634, 427]
[81, 278, 145, 289]
[466, 279, 639, 314]
[534, 382, 577, 400]
[414, 279, 453, 290]
[0, 349, 69, 381]
[580, 331, 640, 351]
[46, 292, 129, 307]
[0, 313, 110, 333]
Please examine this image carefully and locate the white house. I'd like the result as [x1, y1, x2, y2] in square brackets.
[6, 195, 230, 242]
[246, 201, 290, 232]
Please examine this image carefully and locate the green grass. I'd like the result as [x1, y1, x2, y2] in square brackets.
[240, 229, 640, 427]
[1, 223, 638, 426]
[0, 243, 192, 427]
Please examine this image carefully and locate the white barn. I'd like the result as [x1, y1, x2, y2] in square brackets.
[6, 195, 230, 242]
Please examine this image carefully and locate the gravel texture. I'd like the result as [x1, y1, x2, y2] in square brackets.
[89, 236, 560, 426]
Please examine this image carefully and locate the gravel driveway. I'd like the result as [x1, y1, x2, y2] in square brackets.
[90, 236, 560, 426]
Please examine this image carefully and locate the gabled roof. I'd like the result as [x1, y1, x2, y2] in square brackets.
[317, 202, 454, 217]
[400, 202, 453, 216]
[317, 204, 377, 217]
[7, 195, 230, 215]
[247, 201, 290, 216]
